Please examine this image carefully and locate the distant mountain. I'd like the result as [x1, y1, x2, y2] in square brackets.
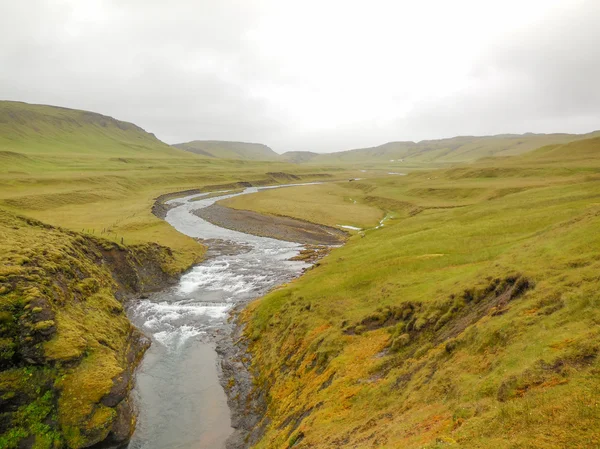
[0, 100, 191, 158]
[173, 140, 280, 161]
[311, 132, 600, 164]
[280, 151, 320, 163]
[524, 135, 600, 162]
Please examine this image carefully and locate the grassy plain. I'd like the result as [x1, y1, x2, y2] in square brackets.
[219, 183, 384, 229]
[233, 137, 600, 448]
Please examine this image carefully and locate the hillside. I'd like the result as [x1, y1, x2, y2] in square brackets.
[523, 136, 600, 162]
[310, 131, 600, 164]
[280, 151, 320, 163]
[173, 140, 280, 161]
[0, 101, 191, 158]
[169, 132, 600, 166]
[0, 101, 342, 257]
[217, 136, 600, 448]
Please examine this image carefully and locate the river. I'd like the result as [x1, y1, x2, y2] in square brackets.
[127, 187, 314, 449]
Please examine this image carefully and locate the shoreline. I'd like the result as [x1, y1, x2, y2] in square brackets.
[194, 203, 347, 246]
[142, 187, 341, 449]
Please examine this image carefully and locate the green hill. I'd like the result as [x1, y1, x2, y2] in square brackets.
[310, 132, 600, 165]
[214, 136, 600, 448]
[173, 140, 280, 161]
[524, 136, 600, 162]
[169, 132, 600, 166]
[280, 151, 320, 163]
[0, 101, 192, 158]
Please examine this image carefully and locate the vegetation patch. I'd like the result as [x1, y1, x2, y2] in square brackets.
[238, 137, 600, 448]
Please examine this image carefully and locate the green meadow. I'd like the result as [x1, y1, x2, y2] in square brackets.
[1, 100, 600, 448]
[229, 138, 600, 448]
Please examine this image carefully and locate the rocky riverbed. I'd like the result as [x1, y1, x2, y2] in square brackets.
[129, 186, 336, 449]
[194, 204, 347, 246]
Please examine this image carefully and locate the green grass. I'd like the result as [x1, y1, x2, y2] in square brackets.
[307, 131, 600, 165]
[0, 210, 164, 448]
[236, 137, 600, 448]
[218, 183, 384, 229]
[3, 99, 600, 448]
[173, 140, 280, 161]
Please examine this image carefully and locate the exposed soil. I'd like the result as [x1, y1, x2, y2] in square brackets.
[194, 204, 347, 245]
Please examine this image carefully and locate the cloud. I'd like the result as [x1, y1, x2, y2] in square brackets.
[0, 0, 598, 152]
[397, 0, 600, 140]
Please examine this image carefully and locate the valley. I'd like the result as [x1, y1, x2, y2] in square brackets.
[1, 101, 599, 449]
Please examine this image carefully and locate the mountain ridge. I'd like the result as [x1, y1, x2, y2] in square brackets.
[173, 140, 280, 161]
[0, 100, 192, 158]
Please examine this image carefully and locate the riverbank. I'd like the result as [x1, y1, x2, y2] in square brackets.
[193, 204, 347, 245]
[126, 187, 341, 449]
[0, 210, 190, 449]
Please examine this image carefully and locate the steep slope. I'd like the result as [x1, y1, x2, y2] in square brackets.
[173, 140, 280, 161]
[0, 101, 192, 158]
[311, 131, 600, 164]
[0, 210, 185, 448]
[227, 136, 600, 448]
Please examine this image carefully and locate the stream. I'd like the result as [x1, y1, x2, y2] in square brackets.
[127, 186, 315, 449]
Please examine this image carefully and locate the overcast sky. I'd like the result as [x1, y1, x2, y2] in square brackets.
[1, 0, 598, 153]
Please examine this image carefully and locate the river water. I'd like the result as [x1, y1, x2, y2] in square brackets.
[127, 187, 313, 449]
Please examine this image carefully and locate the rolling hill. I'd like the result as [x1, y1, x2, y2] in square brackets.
[523, 136, 600, 162]
[173, 132, 600, 166]
[219, 135, 600, 448]
[173, 140, 280, 161]
[280, 151, 320, 163]
[309, 132, 600, 164]
[0, 101, 191, 158]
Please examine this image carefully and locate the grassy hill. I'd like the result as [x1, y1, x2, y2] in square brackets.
[280, 151, 320, 163]
[309, 132, 600, 165]
[217, 136, 600, 448]
[173, 140, 280, 161]
[0, 101, 190, 158]
[169, 132, 600, 167]
[522, 136, 600, 163]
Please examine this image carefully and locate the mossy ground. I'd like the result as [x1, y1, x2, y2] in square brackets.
[233, 138, 600, 448]
[0, 210, 163, 448]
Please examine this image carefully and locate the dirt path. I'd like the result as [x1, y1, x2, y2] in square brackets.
[194, 204, 347, 245]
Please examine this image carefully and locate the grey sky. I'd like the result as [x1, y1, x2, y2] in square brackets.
[1, 0, 598, 153]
